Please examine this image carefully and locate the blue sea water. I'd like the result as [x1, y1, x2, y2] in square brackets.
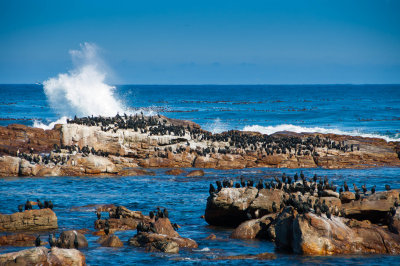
[0, 84, 400, 265]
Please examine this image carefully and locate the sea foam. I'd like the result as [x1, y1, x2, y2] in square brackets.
[243, 124, 400, 142]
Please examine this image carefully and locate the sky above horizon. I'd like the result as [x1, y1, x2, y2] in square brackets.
[1, 0, 400, 84]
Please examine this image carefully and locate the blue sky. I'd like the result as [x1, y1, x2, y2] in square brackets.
[1, 0, 399, 84]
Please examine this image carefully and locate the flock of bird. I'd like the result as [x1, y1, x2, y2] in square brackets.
[17, 199, 53, 212]
[208, 171, 398, 219]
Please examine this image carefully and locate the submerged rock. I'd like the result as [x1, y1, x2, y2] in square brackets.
[165, 168, 186, 175]
[0, 233, 48, 247]
[97, 234, 123, 247]
[0, 209, 58, 232]
[185, 169, 205, 177]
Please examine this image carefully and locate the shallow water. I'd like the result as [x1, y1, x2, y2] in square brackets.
[1, 167, 400, 265]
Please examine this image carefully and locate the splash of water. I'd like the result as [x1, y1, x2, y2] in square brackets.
[33, 116, 68, 130]
[243, 124, 400, 142]
[204, 118, 229, 134]
[43, 43, 126, 119]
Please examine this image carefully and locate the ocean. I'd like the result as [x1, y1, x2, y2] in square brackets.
[1, 84, 400, 265]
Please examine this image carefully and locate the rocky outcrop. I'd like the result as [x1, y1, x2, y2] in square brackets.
[95, 206, 150, 231]
[128, 217, 197, 253]
[0, 246, 86, 266]
[1, 115, 399, 177]
[97, 235, 123, 247]
[0, 209, 58, 231]
[274, 208, 400, 255]
[0, 233, 47, 247]
[57, 230, 88, 249]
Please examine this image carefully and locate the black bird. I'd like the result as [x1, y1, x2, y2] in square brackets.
[235, 183, 241, 188]
[35, 235, 41, 247]
[209, 184, 216, 195]
[48, 200, 54, 210]
[257, 180, 264, 190]
[74, 233, 79, 249]
[361, 184, 367, 195]
[163, 208, 169, 218]
[96, 211, 101, 220]
[48, 234, 56, 247]
[25, 200, 32, 211]
[240, 177, 246, 187]
[172, 223, 179, 231]
[37, 199, 43, 209]
[149, 211, 155, 220]
[371, 185, 376, 194]
[339, 187, 343, 194]
[385, 184, 391, 191]
[390, 206, 396, 216]
[395, 199, 399, 208]
[18, 204, 23, 212]
[104, 225, 110, 235]
[156, 207, 162, 218]
[353, 184, 360, 194]
[344, 181, 349, 192]
[326, 210, 332, 220]
[355, 191, 361, 201]
[294, 173, 299, 182]
[44, 201, 49, 208]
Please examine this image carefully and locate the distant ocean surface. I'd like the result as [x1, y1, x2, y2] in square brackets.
[1, 84, 400, 141]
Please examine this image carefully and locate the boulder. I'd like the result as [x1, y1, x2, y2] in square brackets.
[249, 189, 285, 215]
[0, 247, 86, 266]
[185, 169, 204, 177]
[230, 214, 276, 239]
[128, 232, 197, 253]
[0, 209, 58, 231]
[97, 235, 123, 247]
[0, 156, 20, 177]
[153, 218, 179, 237]
[0, 233, 47, 247]
[57, 230, 88, 249]
[205, 187, 258, 227]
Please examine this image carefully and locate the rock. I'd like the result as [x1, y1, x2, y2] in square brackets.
[0, 233, 48, 247]
[0, 246, 48, 265]
[249, 189, 285, 215]
[128, 232, 197, 253]
[165, 168, 186, 175]
[230, 214, 276, 239]
[0, 247, 86, 266]
[97, 234, 123, 247]
[185, 169, 204, 177]
[118, 168, 155, 176]
[0, 156, 20, 177]
[95, 206, 150, 232]
[274, 209, 400, 255]
[212, 252, 276, 260]
[342, 190, 400, 223]
[153, 218, 179, 237]
[57, 230, 88, 249]
[340, 191, 355, 203]
[47, 247, 86, 266]
[205, 187, 258, 227]
[0, 209, 58, 232]
[321, 189, 339, 198]
[205, 234, 216, 240]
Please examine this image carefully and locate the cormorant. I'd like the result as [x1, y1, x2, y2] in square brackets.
[371, 185, 376, 194]
[37, 200, 43, 209]
[18, 204, 23, 212]
[385, 184, 391, 191]
[149, 211, 155, 220]
[35, 235, 41, 247]
[48, 201, 54, 210]
[96, 211, 101, 220]
[163, 208, 169, 218]
[74, 233, 79, 249]
[48, 234, 56, 247]
[209, 184, 216, 195]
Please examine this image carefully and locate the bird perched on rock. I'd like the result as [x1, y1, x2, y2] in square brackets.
[18, 204, 23, 212]
[344, 181, 349, 192]
[390, 206, 396, 216]
[25, 200, 32, 211]
[74, 233, 79, 249]
[48, 234, 57, 247]
[37, 199, 43, 209]
[361, 184, 367, 195]
[371, 185, 376, 194]
[149, 211, 155, 220]
[35, 235, 41, 247]
[209, 184, 216, 195]
[353, 184, 360, 194]
[163, 208, 169, 218]
[355, 191, 361, 201]
[48, 201, 54, 210]
[96, 211, 101, 220]
[385, 184, 391, 191]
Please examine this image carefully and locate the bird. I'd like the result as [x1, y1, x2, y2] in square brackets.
[149, 211, 155, 220]
[385, 184, 391, 191]
[48, 234, 56, 248]
[344, 181, 349, 192]
[104, 226, 110, 236]
[37, 199, 43, 209]
[96, 211, 101, 220]
[355, 192, 361, 201]
[353, 184, 360, 194]
[73, 233, 79, 249]
[209, 184, 216, 195]
[163, 208, 169, 218]
[272, 202, 277, 213]
[361, 184, 367, 195]
[326, 210, 332, 220]
[35, 235, 41, 247]
[18, 204, 23, 212]
[371, 185, 376, 194]
[48, 201, 54, 210]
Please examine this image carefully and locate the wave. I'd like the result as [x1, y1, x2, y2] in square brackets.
[43, 42, 127, 118]
[242, 124, 400, 142]
[33, 117, 69, 130]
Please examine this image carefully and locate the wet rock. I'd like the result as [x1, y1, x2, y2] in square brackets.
[153, 218, 179, 237]
[205, 187, 258, 227]
[340, 191, 355, 203]
[57, 230, 88, 249]
[212, 252, 276, 260]
[165, 168, 186, 175]
[230, 214, 276, 239]
[128, 232, 197, 253]
[0, 209, 58, 232]
[321, 189, 339, 198]
[0, 233, 47, 247]
[95, 206, 150, 232]
[205, 234, 217, 240]
[0, 246, 86, 266]
[47, 247, 86, 266]
[274, 207, 296, 251]
[185, 169, 204, 177]
[249, 189, 285, 215]
[97, 234, 123, 247]
[0, 156, 20, 177]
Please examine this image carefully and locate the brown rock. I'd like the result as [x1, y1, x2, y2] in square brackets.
[0, 209, 58, 232]
[230, 214, 276, 239]
[57, 230, 88, 249]
[165, 168, 186, 175]
[340, 191, 356, 203]
[0, 247, 86, 266]
[205, 234, 216, 240]
[185, 169, 204, 177]
[97, 234, 124, 247]
[0, 156, 20, 177]
[249, 189, 285, 215]
[128, 232, 197, 253]
[0, 233, 47, 247]
[153, 218, 179, 237]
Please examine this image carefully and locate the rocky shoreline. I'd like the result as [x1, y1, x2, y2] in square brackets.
[0, 114, 400, 177]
